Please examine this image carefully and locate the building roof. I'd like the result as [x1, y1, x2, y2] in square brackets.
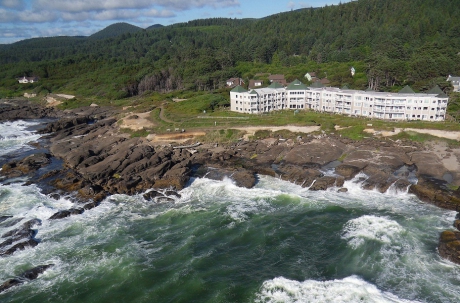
[268, 82, 284, 89]
[231, 85, 247, 93]
[426, 85, 444, 95]
[447, 75, 460, 81]
[365, 87, 374, 92]
[249, 90, 259, 95]
[398, 85, 415, 94]
[286, 79, 309, 90]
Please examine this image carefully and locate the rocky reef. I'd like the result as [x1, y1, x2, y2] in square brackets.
[1, 99, 460, 265]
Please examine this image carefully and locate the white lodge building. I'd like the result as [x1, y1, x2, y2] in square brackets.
[230, 80, 449, 121]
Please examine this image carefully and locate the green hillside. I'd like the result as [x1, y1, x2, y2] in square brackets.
[89, 22, 143, 40]
[0, 0, 459, 101]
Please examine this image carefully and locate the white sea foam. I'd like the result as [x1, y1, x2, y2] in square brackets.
[255, 276, 420, 303]
[341, 215, 404, 249]
[0, 120, 42, 157]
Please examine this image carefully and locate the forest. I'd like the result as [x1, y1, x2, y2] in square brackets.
[0, 0, 459, 100]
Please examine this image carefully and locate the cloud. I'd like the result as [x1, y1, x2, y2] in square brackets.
[33, 0, 239, 13]
[18, 10, 58, 22]
[145, 9, 175, 18]
[0, 0, 26, 10]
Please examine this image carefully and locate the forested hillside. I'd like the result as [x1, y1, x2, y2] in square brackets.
[0, 0, 459, 99]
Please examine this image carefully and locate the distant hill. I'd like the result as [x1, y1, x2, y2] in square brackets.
[89, 22, 143, 40]
[146, 24, 164, 30]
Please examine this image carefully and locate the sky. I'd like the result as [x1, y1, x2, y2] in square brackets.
[0, 0, 350, 44]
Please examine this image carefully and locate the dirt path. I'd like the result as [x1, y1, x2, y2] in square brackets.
[233, 125, 321, 139]
[120, 111, 155, 130]
[364, 127, 460, 141]
[159, 106, 174, 123]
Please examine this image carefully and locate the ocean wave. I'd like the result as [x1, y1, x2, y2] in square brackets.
[255, 276, 420, 303]
[341, 215, 403, 249]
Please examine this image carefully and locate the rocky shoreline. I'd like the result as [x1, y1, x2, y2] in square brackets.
[1, 99, 460, 277]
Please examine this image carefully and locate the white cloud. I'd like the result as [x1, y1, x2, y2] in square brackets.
[0, 0, 26, 10]
[33, 0, 239, 13]
[18, 10, 58, 22]
[0, 8, 15, 22]
[145, 9, 175, 18]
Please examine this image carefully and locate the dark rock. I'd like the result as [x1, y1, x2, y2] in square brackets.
[83, 201, 99, 210]
[0, 216, 13, 223]
[232, 170, 257, 188]
[19, 264, 53, 280]
[0, 264, 54, 293]
[335, 164, 361, 180]
[49, 193, 61, 200]
[309, 176, 337, 191]
[338, 188, 348, 193]
[69, 208, 84, 215]
[0, 279, 22, 293]
[49, 210, 71, 220]
[439, 230, 460, 264]
[454, 220, 460, 231]
[409, 177, 460, 210]
[165, 190, 181, 198]
[1, 239, 39, 256]
[143, 190, 163, 201]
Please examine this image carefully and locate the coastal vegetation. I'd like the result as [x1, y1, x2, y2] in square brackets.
[0, 0, 459, 100]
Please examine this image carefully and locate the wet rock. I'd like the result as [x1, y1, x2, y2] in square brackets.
[0, 264, 54, 293]
[0, 153, 52, 178]
[309, 176, 337, 191]
[49, 193, 61, 200]
[335, 164, 361, 180]
[0, 279, 22, 293]
[439, 230, 460, 264]
[49, 210, 71, 220]
[454, 220, 460, 231]
[232, 170, 257, 188]
[143, 190, 163, 201]
[165, 191, 181, 198]
[409, 177, 460, 210]
[1, 239, 39, 256]
[83, 201, 99, 210]
[0, 216, 13, 223]
[20, 264, 53, 280]
[338, 188, 348, 193]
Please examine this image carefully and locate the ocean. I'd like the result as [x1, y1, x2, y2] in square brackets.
[0, 120, 460, 303]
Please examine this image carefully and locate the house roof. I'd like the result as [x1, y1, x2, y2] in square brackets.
[268, 82, 284, 89]
[310, 81, 324, 88]
[231, 86, 247, 93]
[447, 75, 460, 81]
[249, 79, 263, 89]
[320, 78, 330, 85]
[398, 85, 415, 94]
[268, 74, 285, 81]
[249, 90, 259, 95]
[286, 79, 309, 90]
[365, 87, 374, 92]
[307, 72, 316, 77]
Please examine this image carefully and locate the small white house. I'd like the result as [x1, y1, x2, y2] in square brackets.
[17, 76, 38, 84]
[447, 75, 460, 92]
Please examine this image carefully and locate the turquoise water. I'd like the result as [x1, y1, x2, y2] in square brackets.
[1, 121, 460, 302]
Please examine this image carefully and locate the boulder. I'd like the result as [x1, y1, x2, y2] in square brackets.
[438, 230, 460, 264]
[309, 176, 337, 191]
[232, 170, 257, 189]
[1, 239, 39, 256]
[335, 164, 361, 180]
[0, 264, 53, 293]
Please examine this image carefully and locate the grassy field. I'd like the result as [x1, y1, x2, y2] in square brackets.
[19, 89, 460, 144]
